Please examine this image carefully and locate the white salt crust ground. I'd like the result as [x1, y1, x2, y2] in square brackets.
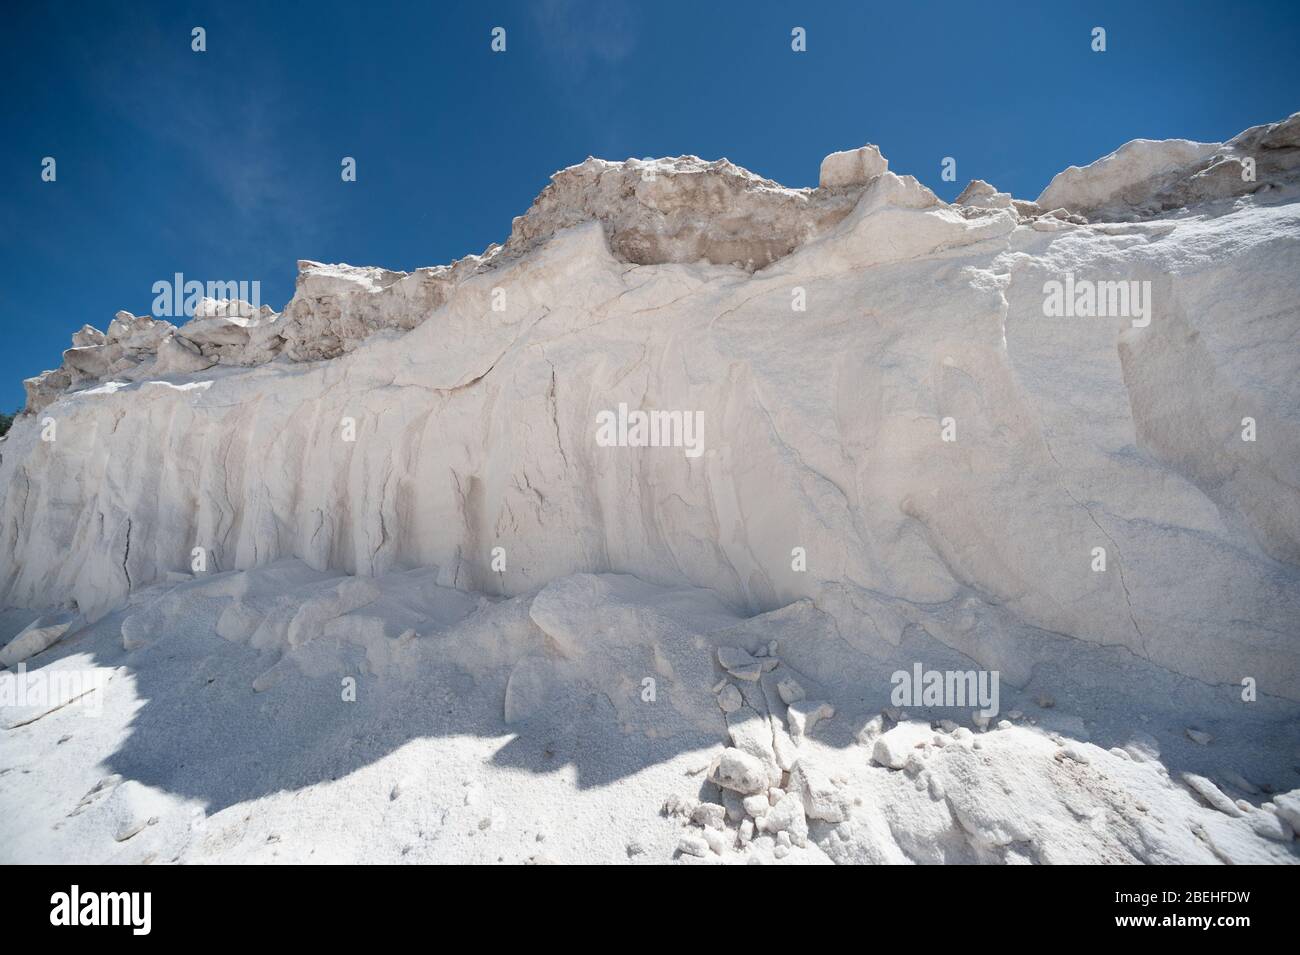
[0, 565, 1297, 864]
[2, 115, 1300, 864]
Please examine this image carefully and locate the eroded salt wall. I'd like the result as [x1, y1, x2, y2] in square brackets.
[2, 122, 1299, 699]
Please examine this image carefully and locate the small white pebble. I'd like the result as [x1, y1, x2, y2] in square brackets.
[678, 834, 709, 858]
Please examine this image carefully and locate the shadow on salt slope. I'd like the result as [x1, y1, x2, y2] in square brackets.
[5, 564, 742, 813]
[7, 560, 1300, 818]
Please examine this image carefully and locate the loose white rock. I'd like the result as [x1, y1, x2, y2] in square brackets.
[787, 700, 834, 739]
[691, 802, 726, 830]
[776, 676, 806, 705]
[789, 759, 850, 823]
[1271, 790, 1300, 832]
[872, 721, 934, 770]
[703, 828, 729, 855]
[0, 613, 78, 668]
[763, 792, 809, 848]
[707, 748, 769, 795]
[677, 834, 710, 858]
[1182, 773, 1243, 817]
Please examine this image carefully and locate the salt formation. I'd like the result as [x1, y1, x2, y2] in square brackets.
[2, 114, 1299, 864]
[1037, 113, 1300, 221]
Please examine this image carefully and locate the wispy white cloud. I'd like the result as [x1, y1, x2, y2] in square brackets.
[530, 0, 642, 85]
[75, 14, 324, 247]
[528, 0, 644, 154]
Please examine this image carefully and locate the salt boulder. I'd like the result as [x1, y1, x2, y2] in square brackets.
[761, 791, 809, 847]
[789, 759, 850, 823]
[707, 748, 768, 795]
[819, 145, 888, 189]
[1272, 790, 1300, 832]
[0, 613, 79, 668]
[872, 721, 934, 770]
[787, 700, 834, 739]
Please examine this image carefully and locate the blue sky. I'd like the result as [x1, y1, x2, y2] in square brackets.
[2, 0, 1298, 411]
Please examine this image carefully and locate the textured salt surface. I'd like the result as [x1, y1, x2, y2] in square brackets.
[2, 114, 1299, 863]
